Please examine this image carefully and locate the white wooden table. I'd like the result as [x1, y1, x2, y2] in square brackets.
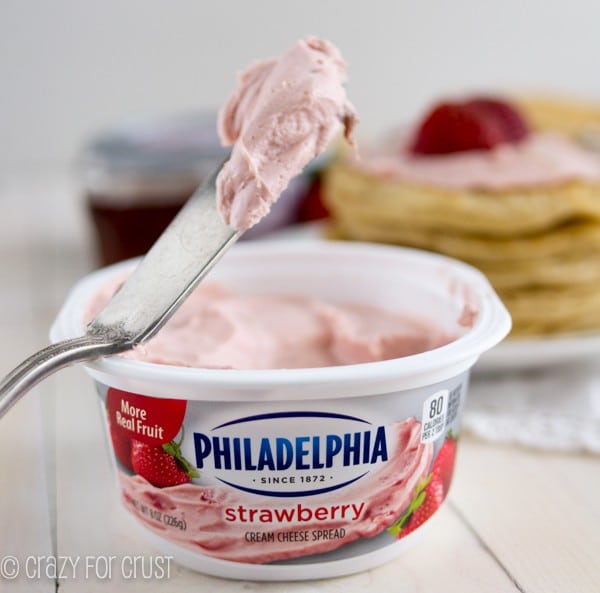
[1, 171, 599, 592]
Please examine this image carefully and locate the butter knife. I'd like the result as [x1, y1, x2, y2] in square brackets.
[0, 161, 240, 419]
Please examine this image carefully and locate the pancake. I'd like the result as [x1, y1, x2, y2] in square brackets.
[498, 283, 600, 335]
[325, 162, 600, 237]
[324, 156, 600, 337]
[517, 94, 600, 144]
[328, 216, 600, 262]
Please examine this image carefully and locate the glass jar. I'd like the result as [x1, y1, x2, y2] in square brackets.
[79, 112, 229, 266]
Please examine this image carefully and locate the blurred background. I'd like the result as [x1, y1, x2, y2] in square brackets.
[2, 0, 600, 170]
[3, 0, 600, 266]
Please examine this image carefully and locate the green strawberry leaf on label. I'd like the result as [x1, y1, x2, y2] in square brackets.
[388, 474, 431, 535]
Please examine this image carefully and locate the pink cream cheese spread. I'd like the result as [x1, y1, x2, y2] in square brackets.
[87, 280, 456, 369]
[118, 418, 432, 563]
[217, 36, 357, 230]
[359, 132, 600, 189]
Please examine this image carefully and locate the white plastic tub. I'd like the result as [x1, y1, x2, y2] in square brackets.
[51, 241, 510, 581]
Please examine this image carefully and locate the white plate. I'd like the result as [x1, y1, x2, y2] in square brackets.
[476, 331, 600, 373]
[259, 222, 600, 373]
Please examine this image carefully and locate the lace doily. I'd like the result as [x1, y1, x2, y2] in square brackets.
[462, 362, 600, 454]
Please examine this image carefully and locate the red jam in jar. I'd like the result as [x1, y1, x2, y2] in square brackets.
[79, 112, 228, 266]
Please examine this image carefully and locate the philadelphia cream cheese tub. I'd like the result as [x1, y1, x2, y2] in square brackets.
[50, 242, 511, 581]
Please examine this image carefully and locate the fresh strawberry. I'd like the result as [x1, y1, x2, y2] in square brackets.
[131, 431, 199, 488]
[295, 175, 329, 222]
[108, 418, 133, 471]
[388, 473, 444, 538]
[410, 96, 529, 155]
[472, 98, 529, 143]
[431, 432, 457, 495]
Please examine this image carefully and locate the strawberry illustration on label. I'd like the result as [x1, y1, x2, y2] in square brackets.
[108, 417, 133, 471]
[388, 432, 457, 538]
[432, 431, 457, 494]
[131, 429, 199, 488]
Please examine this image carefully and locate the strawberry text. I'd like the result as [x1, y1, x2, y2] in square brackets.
[224, 501, 365, 523]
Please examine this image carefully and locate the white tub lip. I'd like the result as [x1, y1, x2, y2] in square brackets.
[50, 241, 511, 396]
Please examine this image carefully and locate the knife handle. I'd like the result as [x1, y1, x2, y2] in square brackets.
[0, 336, 126, 420]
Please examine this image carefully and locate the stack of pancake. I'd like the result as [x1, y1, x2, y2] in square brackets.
[516, 94, 600, 147]
[323, 97, 600, 337]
